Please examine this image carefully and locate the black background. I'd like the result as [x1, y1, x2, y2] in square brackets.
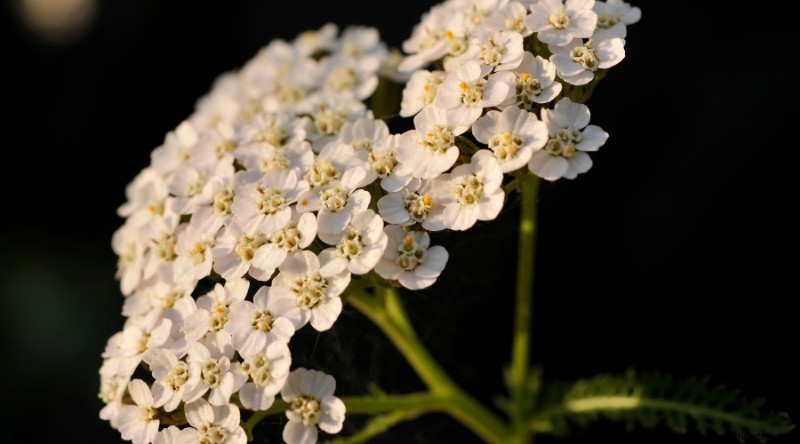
[1, 1, 797, 443]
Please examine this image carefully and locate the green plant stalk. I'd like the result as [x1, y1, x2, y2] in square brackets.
[349, 288, 510, 444]
[510, 173, 540, 443]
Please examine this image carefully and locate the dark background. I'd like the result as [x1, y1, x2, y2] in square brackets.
[1, 0, 797, 443]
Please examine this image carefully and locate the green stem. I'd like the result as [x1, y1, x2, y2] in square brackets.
[510, 173, 540, 443]
[349, 288, 510, 444]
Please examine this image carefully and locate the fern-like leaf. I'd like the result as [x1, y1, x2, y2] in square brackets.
[531, 371, 794, 441]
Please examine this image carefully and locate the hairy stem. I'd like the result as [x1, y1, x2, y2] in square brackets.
[510, 173, 540, 443]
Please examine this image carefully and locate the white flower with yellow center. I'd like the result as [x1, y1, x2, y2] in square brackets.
[304, 141, 367, 190]
[142, 349, 200, 412]
[549, 37, 625, 85]
[281, 368, 346, 444]
[194, 122, 238, 170]
[472, 106, 548, 172]
[528, 97, 608, 180]
[154, 426, 198, 444]
[303, 96, 368, 151]
[335, 26, 388, 66]
[152, 120, 200, 175]
[183, 279, 249, 358]
[473, 30, 525, 72]
[318, 209, 388, 275]
[113, 222, 145, 296]
[141, 215, 182, 283]
[237, 140, 315, 177]
[377, 179, 447, 231]
[434, 61, 514, 126]
[297, 180, 371, 235]
[226, 286, 300, 357]
[319, 57, 380, 100]
[503, 52, 562, 109]
[169, 162, 235, 216]
[122, 277, 194, 320]
[99, 372, 130, 428]
[485, 1, 533, 36]
[117, 379, 160, 444]
[398, 5, 460, 72]
[174, 212, 223, 283]
[117, 168, 170, 227]
[185, 342, 246, 407]
[400, 70, 446, 117]
[592, 0, 641, 41]
[337, 117, 389, 154]
[184, 399, 247, 444]
[212, 222, 274, 281]
[439, 150, 505, 231]
[237, 341, 292, 411]
[524, 0, 598, 47]
[231, 169, 308, 234]
[375, 227, 449, 290]
[116, 315, 172, 378]
[237, 112, 306, 148]
[395, 106, 469, 179]
[270, 251, 351, 331]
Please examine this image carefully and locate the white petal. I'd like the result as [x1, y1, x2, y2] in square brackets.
[310, 297, 343, 331]
[283, 421, 318, 444]
[319, 396, 346, 434]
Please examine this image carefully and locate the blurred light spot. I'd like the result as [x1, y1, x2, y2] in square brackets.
[18, 0, 97, 43]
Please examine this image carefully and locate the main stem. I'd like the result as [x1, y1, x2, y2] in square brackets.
[349, 288, 509, 444]
[511, 174, 540, 443]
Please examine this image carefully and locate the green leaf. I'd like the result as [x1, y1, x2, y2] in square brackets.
[531, 371, 794, 440]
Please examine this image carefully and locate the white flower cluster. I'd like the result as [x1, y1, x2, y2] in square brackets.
[101, 1, 638, 442]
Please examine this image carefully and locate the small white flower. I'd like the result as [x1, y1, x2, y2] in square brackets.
[153, 426, 198, 444]
[319, 57, 379, 100]
[113, 222, 145, 296]
[474, 30, 525, 72]
[237, 341, 292, 411]
[528, 97, 608, 180]
[504, 52, 562, 108]
[117, 379, 159, 444]
[549, 37, 625, 85]
[174, 212, 222, 283]
[117, 315, 172, 377]
[236, 140, 315, 177]
[525, 0, 598, 47]
[377, 179, 447, 231]
[168, 163, 235, 216]
[400, 70, 446, 118]
[592, 0, 641, 41]
[122, 278, 194, 319]
[395, 106, 469, 179]
[142, 349, 199, 412]
[117, 168, 170, 222]
[140, 215, 182, 283]
[183, 279, 249, 357]
[304, 141, 367, 190]
[270, 251, 351, 331]
[152, 121, 200, 175]
[184, 399, 247, 444]
[237, 112, 306, 148]
[226, 286, 300, 357]
[231, 169, 309, 234]
[212, 223, 274, 281]
[335, 26, 388, 66]
[337, 117, 389, 153]
[439, 150, 505, 231]
[193, 122, 238, 170]
[303, 96, 368, 151]
[375, 227, 449, 290]
[361, 134, 414, 192]
[281, 368, 346, 444]
[485, 1, 533, 36]
[185, 342, 246, 407]
[297, 181, 371, 235]
[398, 6, 458, 72]
[318, 209, 388, 275]
[434, 61, 514, 126]
[99, 373, 130, 428]
[472, 106, 548, 172]
[293, 23, 339, 57]
[253, 210, 318, 274]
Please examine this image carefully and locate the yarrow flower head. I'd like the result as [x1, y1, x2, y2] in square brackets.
[102, 2, 638, 441]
